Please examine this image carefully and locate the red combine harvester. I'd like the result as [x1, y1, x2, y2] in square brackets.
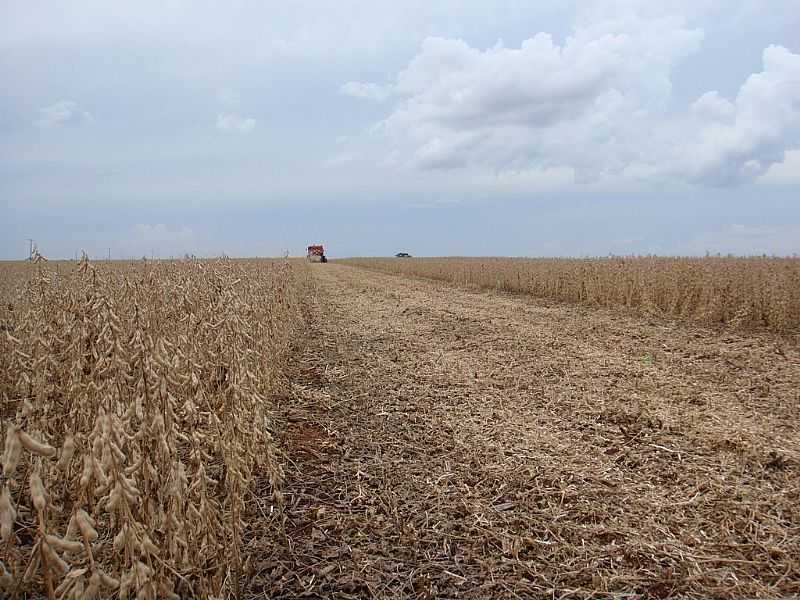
[307, 245, 327, 263]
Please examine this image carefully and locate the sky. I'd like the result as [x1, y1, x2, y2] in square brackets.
[1, 0, 799, 259]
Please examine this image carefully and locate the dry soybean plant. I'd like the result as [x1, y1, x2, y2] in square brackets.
[1, 253, 313, 598]
[339, 256, 800, 334]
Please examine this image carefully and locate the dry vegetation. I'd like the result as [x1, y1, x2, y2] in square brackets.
[0, 254, 313, 599]
[2, 254, 798, 599]
[260, 264, 799, 599]
[338, 257, 800, 335]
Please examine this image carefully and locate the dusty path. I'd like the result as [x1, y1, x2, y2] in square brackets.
[257, 264, 799, 599]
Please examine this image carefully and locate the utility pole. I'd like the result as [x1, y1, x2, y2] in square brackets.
[108, 247, 111, 261]
[26, 238, 34, 261]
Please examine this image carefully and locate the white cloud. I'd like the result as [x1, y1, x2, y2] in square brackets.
[691, 91, 735, 121]
[675, 46, 800, 186]
[492, 165, 576, 189]
[758, 149, 800, 185]
[216, 113, 256, 133]
[324, 152, 358, 167]
[36, 100, 93, 128]
[347, 21, 800, 188]
[359, 18, 704, 175]
[340, 81, 392, 101]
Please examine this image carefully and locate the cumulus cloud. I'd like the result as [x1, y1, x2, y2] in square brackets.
[362, 17, 704, 176]
[216, 113, 256, 133]
[758, 149, 800, 185]
[691, 91, 735, 121]
[340, 81, 392, 101]
[348, 19, 800, 187]
[36, 100, 93, 128]
[675, 46, 800, 185]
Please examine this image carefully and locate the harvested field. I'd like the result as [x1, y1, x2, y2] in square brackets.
[259, 263, 800, 599]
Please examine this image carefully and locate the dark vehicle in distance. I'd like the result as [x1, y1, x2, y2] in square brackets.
[395, 252, 412, 258]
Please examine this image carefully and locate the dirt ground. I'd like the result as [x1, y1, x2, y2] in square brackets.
[255, 264, 799, 599]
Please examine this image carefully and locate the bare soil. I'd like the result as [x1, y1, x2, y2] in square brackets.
[254, 264, 800, 599]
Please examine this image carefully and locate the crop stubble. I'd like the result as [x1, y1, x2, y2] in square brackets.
[257, 263, 799, 599]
